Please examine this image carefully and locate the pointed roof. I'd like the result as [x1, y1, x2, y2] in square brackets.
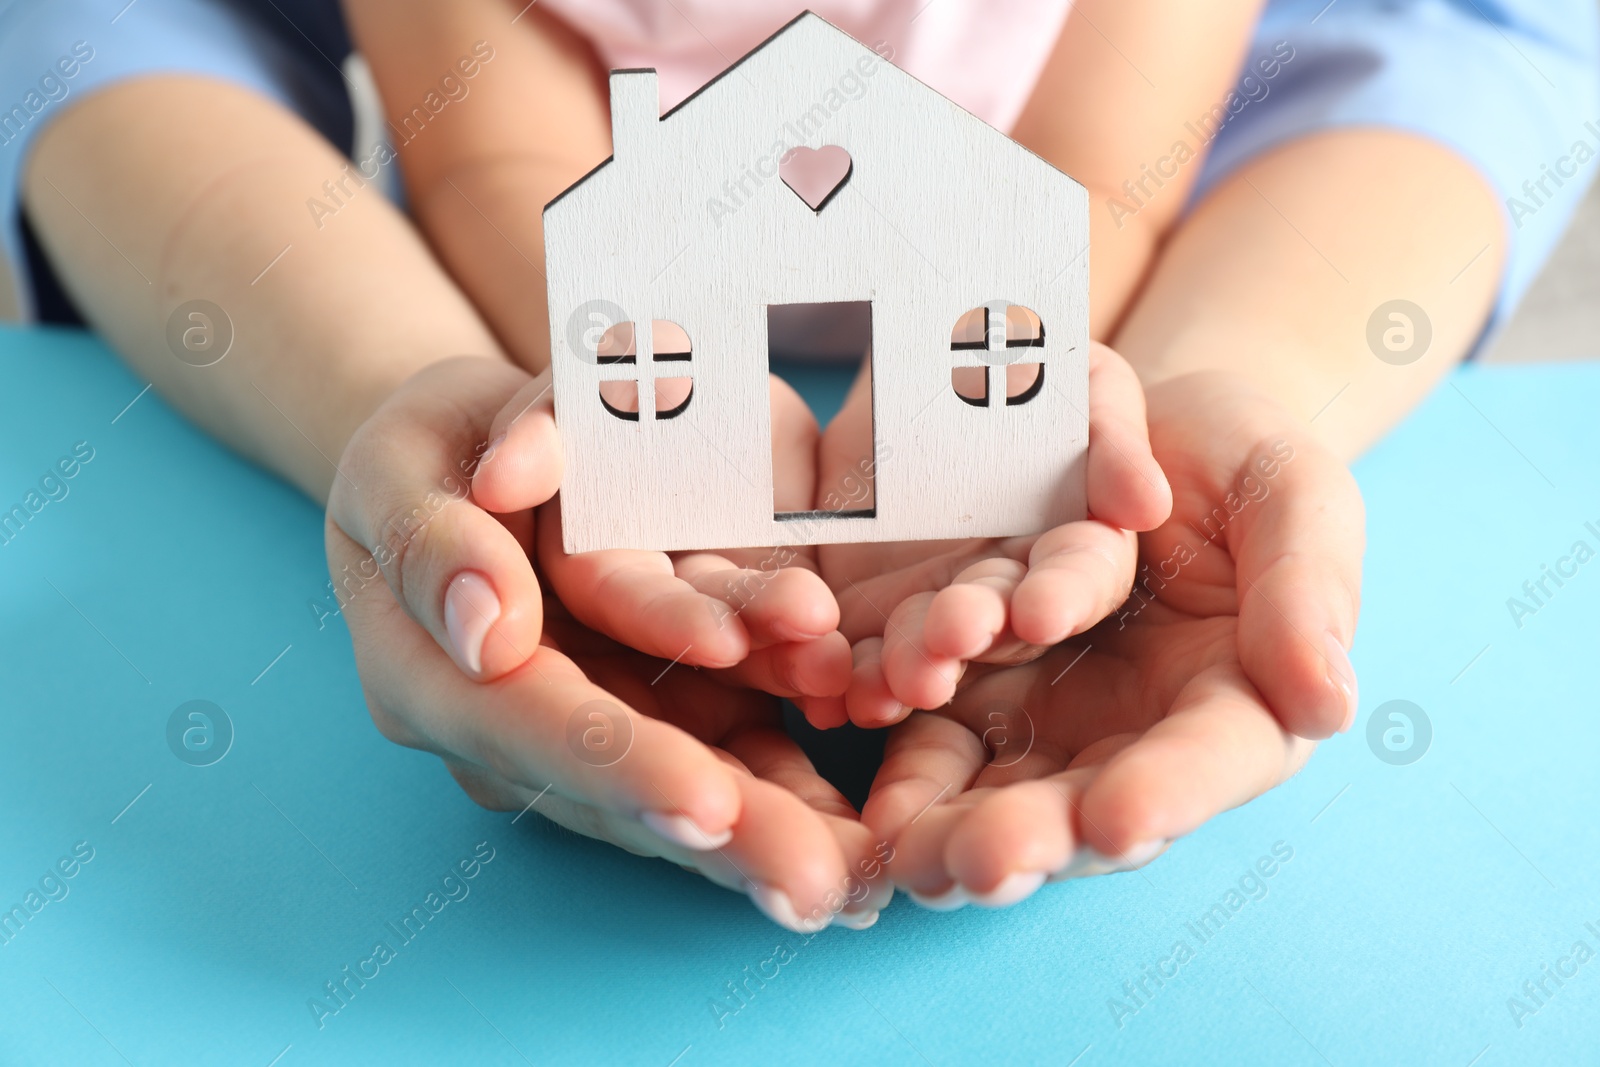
[545, 11, 1078, 214]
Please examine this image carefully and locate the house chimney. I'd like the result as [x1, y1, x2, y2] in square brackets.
[608, 69, 659, 159]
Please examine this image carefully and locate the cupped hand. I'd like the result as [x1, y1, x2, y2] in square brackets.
[860, 370, 1364, 909]
[523, 374, 853, 721]
[327, 357, 887, 930]
[817, 342, 1173, 727]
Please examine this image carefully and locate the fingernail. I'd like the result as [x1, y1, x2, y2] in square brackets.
[1115, 839, 1167, 869]
[1049, 851, 1114, 882]
[706, 599, 736, 632]
[906, 883, 969, 911]
[867, 703, 907, 727]
[969, 870, 1046, 908]
[834, 909, 880, 930]
[641, 811, 732, 851]
[1324, 632, 1358, 733]
[771, 618, 828, 642]
[444, 571, 501, 675]
[1050, 840, 1167, 882]
[747, 882, 829, 933]
[483, 432, 506, 462]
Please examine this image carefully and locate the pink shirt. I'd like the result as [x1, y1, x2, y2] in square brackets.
[539, 0, 1072, 132]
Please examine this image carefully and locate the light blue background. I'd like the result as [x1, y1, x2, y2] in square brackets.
[1, 324, 1598, 1065]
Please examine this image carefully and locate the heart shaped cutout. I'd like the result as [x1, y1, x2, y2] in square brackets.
[779, 145, 853, 212]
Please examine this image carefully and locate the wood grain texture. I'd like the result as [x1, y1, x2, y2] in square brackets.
[546, 13, 1089, 554]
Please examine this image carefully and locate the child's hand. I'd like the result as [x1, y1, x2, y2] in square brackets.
[817, 343, 1172, 726]
[327, 358, 885, 930]
[858, 372, 1363, 909]
[520, 375, 853, 723]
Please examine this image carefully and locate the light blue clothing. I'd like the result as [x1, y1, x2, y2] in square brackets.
[1199, 0, 1600, 336]
[0, 0, 350, 322]
[0, 0, 1597, 341]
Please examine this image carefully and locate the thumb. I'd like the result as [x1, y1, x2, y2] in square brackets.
[328, 357, 548, 680]
[1087, 341, 1172, 531]
[471, 369, 563, 514]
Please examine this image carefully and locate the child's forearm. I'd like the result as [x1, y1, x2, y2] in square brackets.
[23, 76, 504, 503]
[343, 0, 612, 371]
[1012, 0, 1270, 335]
[1110, 128, 1506, 461]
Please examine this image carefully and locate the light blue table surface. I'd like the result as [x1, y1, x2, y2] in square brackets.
[2, 324, 1598, 1066]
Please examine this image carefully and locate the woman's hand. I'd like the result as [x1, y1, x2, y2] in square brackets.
[327, 357, 886, 930]
[860, 371, 1364, 908]
[817, 343, 1173, 727]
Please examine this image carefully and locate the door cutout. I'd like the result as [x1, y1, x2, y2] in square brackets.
[767, 300, 875, 522]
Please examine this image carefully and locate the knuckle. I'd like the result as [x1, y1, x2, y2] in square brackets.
[565, 802, 613, 843]
[376, 499, 430, 604]
[371, 491, 460, 612]
[446, 763, 519, 812]
[466, 726, 547, 794]
[338, 410, 397, 493]
[362, 691, 423, 750]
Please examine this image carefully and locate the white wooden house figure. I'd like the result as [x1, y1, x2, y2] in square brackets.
[545, 12, 1089, 554]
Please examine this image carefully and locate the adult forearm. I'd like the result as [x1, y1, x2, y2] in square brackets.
[1110, 128, 1507, 461]
[24, 76, 503, 502]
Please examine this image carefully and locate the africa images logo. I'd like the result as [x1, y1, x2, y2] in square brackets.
[1366, 700, 1431, 766]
